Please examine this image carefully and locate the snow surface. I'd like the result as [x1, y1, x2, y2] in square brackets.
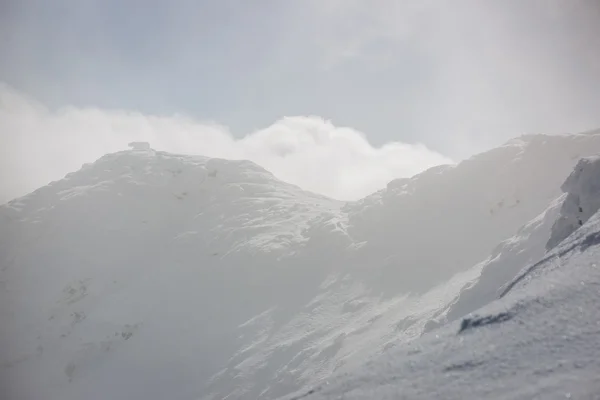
[291, 174, 600, 400]
[547, 156, 600, 250]
[424, 194, 565, 331]
[2, 132, 600, 400]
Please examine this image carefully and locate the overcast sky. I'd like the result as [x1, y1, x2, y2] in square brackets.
[1, 0, 600, 202]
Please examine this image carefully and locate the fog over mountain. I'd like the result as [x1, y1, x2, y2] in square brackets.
[2, 130, 600, 399]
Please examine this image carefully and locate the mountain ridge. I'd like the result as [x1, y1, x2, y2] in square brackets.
[2, 131, 600, 399]
[295, 154, 600, 400]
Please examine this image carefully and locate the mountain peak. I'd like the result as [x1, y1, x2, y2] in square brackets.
[127, 141, 151, 151]
[3, 131, 600, 400]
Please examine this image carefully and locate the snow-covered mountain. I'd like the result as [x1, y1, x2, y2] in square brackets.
[2, 131, 600, 400]
[295, 154, 600, 400]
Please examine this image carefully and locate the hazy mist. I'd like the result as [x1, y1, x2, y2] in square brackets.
[1, 0, 600, 201]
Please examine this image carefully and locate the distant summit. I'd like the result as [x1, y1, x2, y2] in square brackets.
[2, 130, 600, 400]
[128, 141, 152, 151]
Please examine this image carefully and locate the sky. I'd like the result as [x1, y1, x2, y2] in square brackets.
[1, 0, 600, 203]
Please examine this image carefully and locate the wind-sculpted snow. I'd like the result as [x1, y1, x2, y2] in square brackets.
[499, 156, 600, 300]
[425, 195, 564, 330]
[2, 133, 600, 400]
[287, 211, 600, 400]
[547, 155, 600, 250]
[344, 133, 600, 294]
[433, 155, 600, 329]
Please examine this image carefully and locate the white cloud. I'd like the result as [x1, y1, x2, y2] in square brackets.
[306, 0, 600, 153]
[0, 83, 452, 203]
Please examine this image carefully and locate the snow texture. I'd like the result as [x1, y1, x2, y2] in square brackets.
[547, 156, 600, 250]
[427, 154, 600, 332]
[2, 131, 600, 400]
[425, 194, 564, 330]
[294, 202, 600, 400]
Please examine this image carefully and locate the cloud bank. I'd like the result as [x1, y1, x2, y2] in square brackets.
[0, 84, 452, 203]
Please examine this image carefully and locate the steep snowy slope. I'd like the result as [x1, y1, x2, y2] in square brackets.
[294, 156, 600, 400]
[0, 144, 347, 400]
[2, 132, 600, 400]
[547, 155, 600, 250]
[427, 155, 600, 330]
[344, 132, 600, 294]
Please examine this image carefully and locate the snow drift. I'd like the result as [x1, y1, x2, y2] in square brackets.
[2, 131, 600, 400]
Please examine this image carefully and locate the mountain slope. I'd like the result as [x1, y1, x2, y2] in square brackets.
[427, 154, 600, 330]
[423, 194, 565, 331]
[344, 132, 600, 293]
[295, 156, 600, 400]
[0, 144, 344, 400]
[2, 132, 600, 400]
